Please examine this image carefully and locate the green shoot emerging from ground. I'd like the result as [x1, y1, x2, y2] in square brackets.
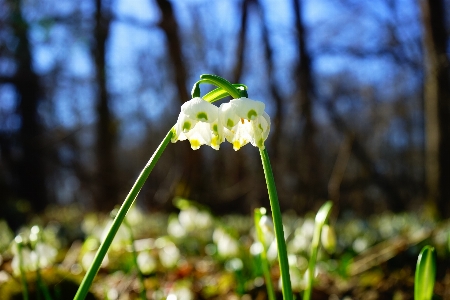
[414, 245, 436, 300]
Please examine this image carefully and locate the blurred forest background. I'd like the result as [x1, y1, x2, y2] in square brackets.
[0, 0, 449, 228]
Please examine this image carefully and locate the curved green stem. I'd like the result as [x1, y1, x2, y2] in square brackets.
[191, 75, 241, 99]
[74, 130, 173, 300]
[259, 149, 293, 300]
[203, 84, 248, 103]
[200, 74, 241, 99]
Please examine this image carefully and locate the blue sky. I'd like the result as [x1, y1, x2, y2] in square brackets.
[0, 0, 425, 150]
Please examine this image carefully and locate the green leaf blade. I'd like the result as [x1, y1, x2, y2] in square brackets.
[415, 245, 436, 300]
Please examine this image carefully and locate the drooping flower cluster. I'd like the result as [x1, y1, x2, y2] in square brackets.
[172, 97, 270, 150]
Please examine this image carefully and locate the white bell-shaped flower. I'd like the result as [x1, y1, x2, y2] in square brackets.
[219, 97, 270, 150]
[172, 97, 221, 150]
[11, 248, 34, 276]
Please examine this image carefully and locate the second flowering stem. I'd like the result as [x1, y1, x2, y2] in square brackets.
[260, 149, 293, 300]
[74, 130, 173, 300]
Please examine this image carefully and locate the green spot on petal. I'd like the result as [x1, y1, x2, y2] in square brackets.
[197, 112, 208, 121]
[183, 122, 191, 132]
[227, 119, 234, 128]
[258, 124, 263, 131]
[213, 124, 218, 133]
[247, 109, 257, 120]
[257, 139, 264, 148]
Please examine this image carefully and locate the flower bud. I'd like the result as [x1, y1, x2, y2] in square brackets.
[321, 224, 336, 254]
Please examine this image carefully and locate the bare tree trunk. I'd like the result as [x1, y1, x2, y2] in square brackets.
[255, 0, 284, 159]
[231, 0, 250, 84]
[155, 0, 189, 105]
[8, 0, 48, 212]
[326, 102, 405, 212]
[93, 0, 119, 210]
[155, 0, 202, 201]
[420, 0, 450, 217]
[292, 0, 320, 204]
[328, 135, 353, 214]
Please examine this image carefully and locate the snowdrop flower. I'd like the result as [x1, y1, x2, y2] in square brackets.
[137, 251, 157, 275]
[220, 97, 270, 150]
[259, 215, 274, 234]
[158, 240, 180, 268]
[321, 224, 336, 254]
[33, 243, 58, 268]
[11, 248, 34, 276]
[172, 96, 270, 150]
[213, 228, 239, 258]
[172, 97, 221, 150]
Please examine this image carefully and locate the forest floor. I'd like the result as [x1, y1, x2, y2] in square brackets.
[0, 202, 449, 299]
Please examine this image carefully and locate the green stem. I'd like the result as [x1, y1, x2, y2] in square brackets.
[259, 149, 292, 300]
[203, 84, 248, 103]
[195, 74, 241, 99]
[36, 269, 52, 300]
[123, 218, 147, 300]
[32, 227, 52, 300]
[304, 201, 332, 300]
[304, 227, 320, 300]
[254, 208, 276, 300]
[15, 237, 29, 300]
[74, 130, 173, 300]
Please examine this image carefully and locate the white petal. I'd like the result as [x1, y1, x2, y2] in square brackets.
[230, 98, 265, 120]
[172, 112, 197, 143]
[210, 120, 223, 150]
[185, 122, 212, 150]
[250, 112, 271, 149]
[223, 127, 235, 145]
[219, 102, 240, 130]
[225, 120, 253, 151]
[181, 97, 218, 123]
[224, 110, 271, 151]
[261, 111, 271, 140]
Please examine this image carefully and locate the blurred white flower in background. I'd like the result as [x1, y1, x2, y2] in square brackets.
[156, 237, 180, 268]
[213, 228, 239, 258]
[137, 251, 157, 275]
